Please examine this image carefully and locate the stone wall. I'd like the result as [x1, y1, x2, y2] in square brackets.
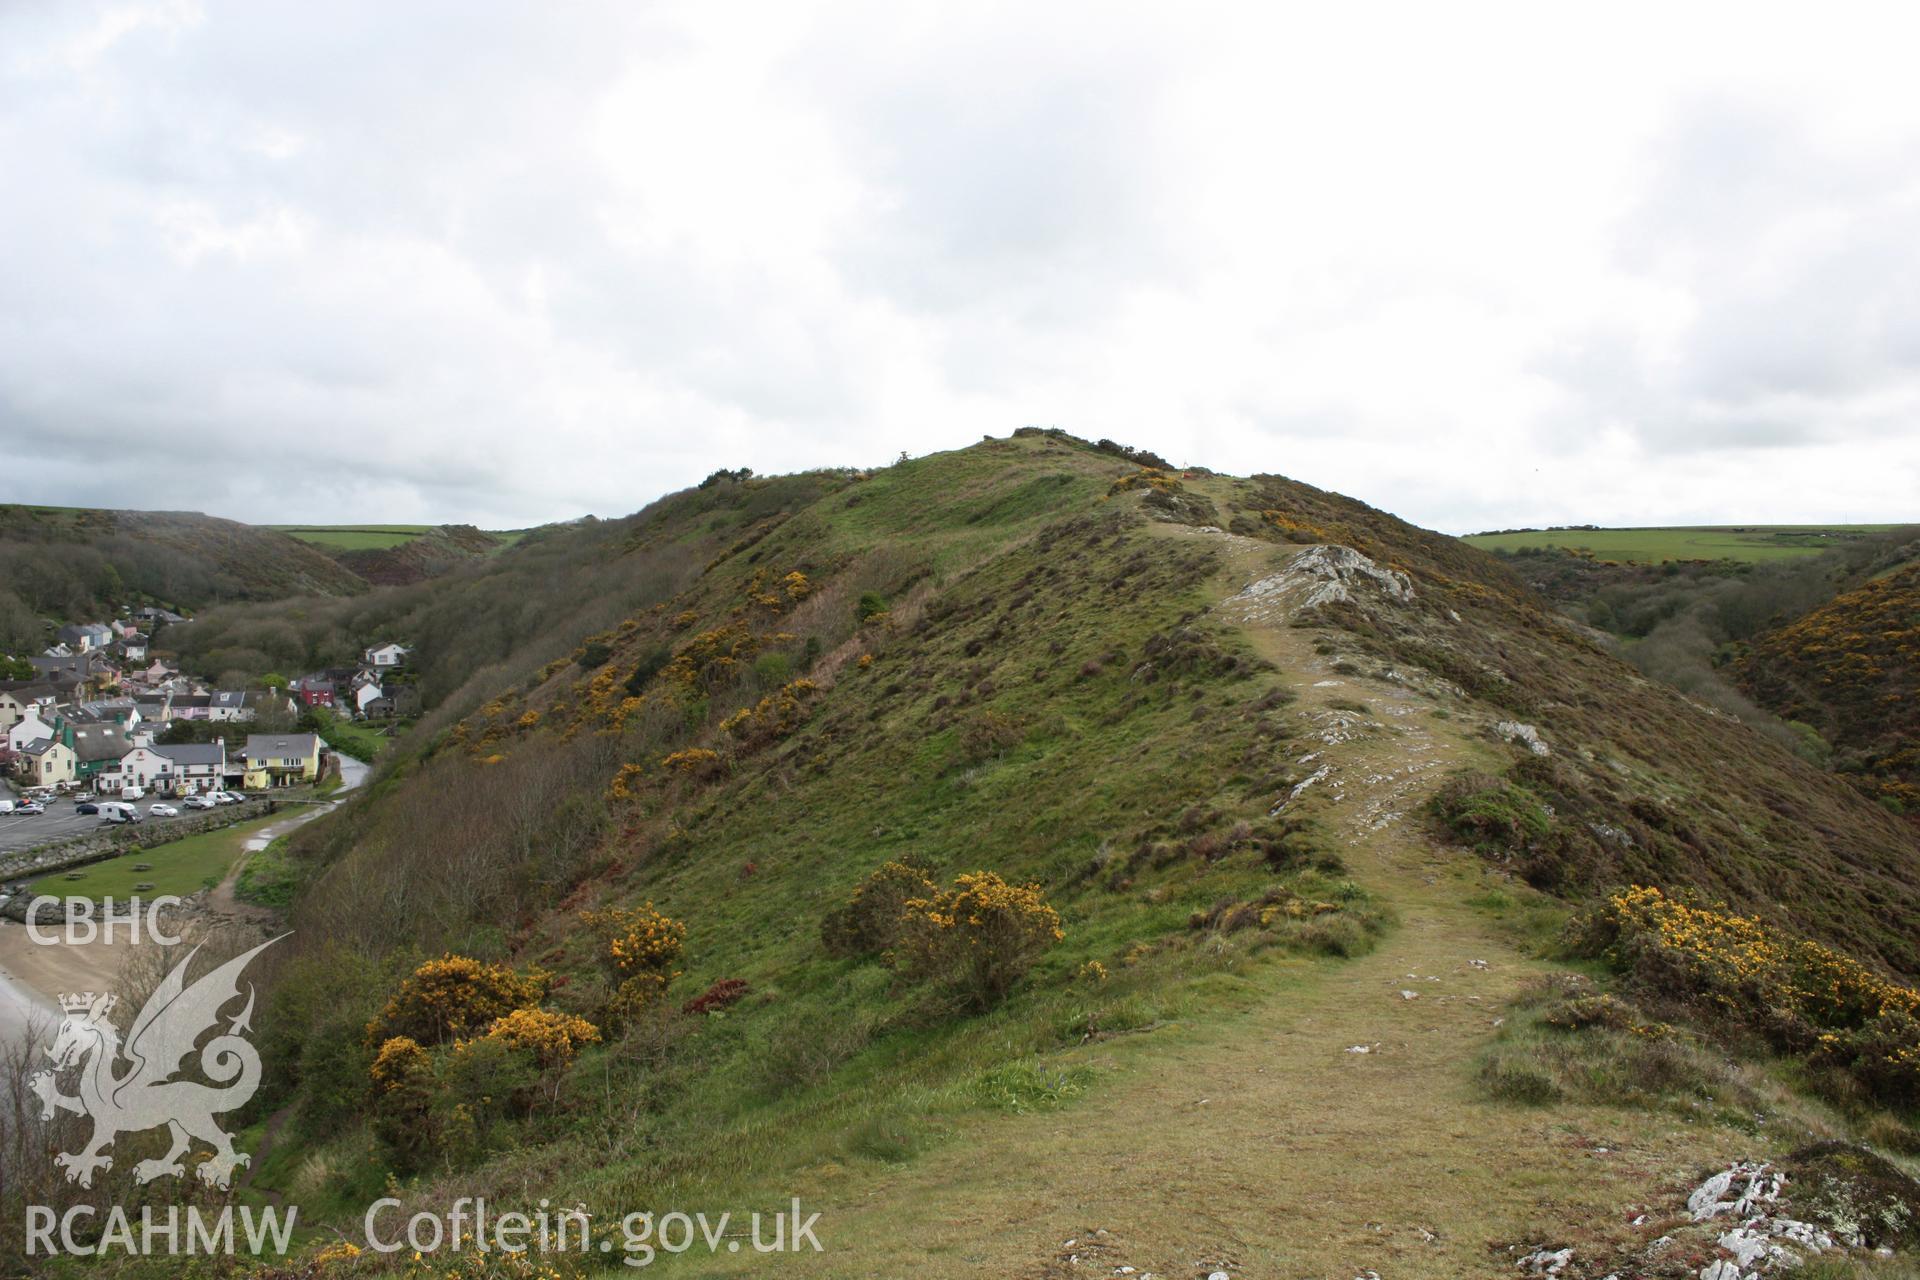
[0, 799, 277, 885]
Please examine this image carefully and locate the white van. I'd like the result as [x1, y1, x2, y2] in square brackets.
[121, 785, 146, 800]
[97, 801, 143, 825]
[0, 800, 13, 814]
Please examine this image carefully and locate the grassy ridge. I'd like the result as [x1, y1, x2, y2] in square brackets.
[185, 435, 1920, 1273]
[1462, 523, 1899, 563]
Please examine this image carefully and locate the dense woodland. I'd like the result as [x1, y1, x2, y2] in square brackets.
[0, 505, 365, 651]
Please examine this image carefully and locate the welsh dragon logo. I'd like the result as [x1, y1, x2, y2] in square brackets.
[30, 936, 283, 1190]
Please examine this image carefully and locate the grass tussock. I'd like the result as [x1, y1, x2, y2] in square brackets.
[1478, 975, 1763, 1117]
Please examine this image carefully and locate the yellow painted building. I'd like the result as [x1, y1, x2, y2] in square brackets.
[241, 732, 322, 789]
[18, 738, 77, 788]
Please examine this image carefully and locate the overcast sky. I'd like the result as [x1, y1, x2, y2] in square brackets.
[3, 2, 1918, 533]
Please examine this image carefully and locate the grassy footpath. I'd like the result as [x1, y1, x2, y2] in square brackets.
[1461, 523, 1898, 563]
[683, 529, 1784, 1278]
[31, 812, 280, 900]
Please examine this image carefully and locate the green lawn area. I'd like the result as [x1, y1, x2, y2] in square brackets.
[34, 813, 281, 900]
[269, 524, 436, 550]
[307, 705, 401, 760]
[1460, 523, 1901, 564]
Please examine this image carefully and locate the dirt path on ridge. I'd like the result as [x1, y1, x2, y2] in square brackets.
[698, 528, 1759, 1278]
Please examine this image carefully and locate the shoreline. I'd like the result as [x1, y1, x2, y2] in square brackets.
[0, 753, 369, 1047]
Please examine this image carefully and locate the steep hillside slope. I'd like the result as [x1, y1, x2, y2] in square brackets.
[51, 435, 1915, 1276]
[1738, 562, 1920, 813]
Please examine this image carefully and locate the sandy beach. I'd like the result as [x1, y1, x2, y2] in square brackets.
[0, 753, 368, 1048]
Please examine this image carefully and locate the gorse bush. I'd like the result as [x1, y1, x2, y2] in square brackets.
[367, 997, 600, 1167]
[365, 955, 549, 1047]
[483, 1006, 602, 1071]
[1574, 886, 1920, 1106]
[896, 871, 1064, 1010]
[582, 903, 687, 1027]
[659, 747, 724, 780]
[821, 857, 938, 958]
[719, 678, 817, 747]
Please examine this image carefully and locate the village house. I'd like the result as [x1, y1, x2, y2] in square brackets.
[290, 675, 336, 708]
[132, 694, 174, 724]
[54, 622, 113, 653]
[70, 723, 135, 789]
[170, 693, 214, 721]
[120, 742, 227, 794]
[364, 642, 409, 668]
[17, 737, 77, 789]
[29, 651, 108, 689]
[128, 659, 179, 687]
[116, 632, 149, 662]
[7, 708, 55, 753]
[208, 690, 255, 721]
[355, 684, 393, 718]
[241, 733, 321, 788]
[0, 686, 57, 730]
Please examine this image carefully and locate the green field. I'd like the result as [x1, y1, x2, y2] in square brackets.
[1460, 524, 1901, 564]
[34, 813, 281, 900]
[307, 705, 402, 759]
[269, 524, 437, 550]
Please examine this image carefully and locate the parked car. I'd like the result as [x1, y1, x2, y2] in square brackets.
[0, 800, 13, 815]
[14, 801, 44, 816]
[122, 786, 146, 800]
[183, 794, 217, 810]
[75, 801, 99, 815]
[148, 803, 179, 817]
[213, 792, 243, 806]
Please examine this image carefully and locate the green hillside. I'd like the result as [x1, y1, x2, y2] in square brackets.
[1738, 563, 1920, 813]
[18, 438, 1917, 1277]
[1462, 522, 1899, 562]
[0, 504, 367, 650]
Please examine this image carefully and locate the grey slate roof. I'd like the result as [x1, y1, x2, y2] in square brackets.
[158, 743, 226, 767]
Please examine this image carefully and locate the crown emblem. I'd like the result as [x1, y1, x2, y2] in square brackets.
[58, 992, 98, 1013]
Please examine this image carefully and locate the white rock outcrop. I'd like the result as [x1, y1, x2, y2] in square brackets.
[1495, 721, 1551, 756]
[1227, 545, 1414, 624]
